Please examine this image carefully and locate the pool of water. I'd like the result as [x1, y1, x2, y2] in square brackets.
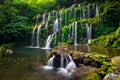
[71, 45, 120, 57]
[0, 46, 120, 80]
[0, 47, 64, 80]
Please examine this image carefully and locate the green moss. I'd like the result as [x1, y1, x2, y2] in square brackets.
[84, 71, 101, 80]
[91, 27, 120, 48]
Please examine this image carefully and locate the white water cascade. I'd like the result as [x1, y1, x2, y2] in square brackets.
[45, 21, 48, 36]
[86, 23, 92, 44]
[48, 13, 51, 21]
[74, 22, 78, 46]
[48, 55, 55, 66]
[43, 13, 46, 23]
[65, 10, 67, 25]
[43, 34, 53, 49]
[65, 54, 77, 72]
[79, 4, 82, 19]
[59, 10, 62, 29]
[96, 4, 99, 16]
[31, 16, 39, 46]
[36, 25, 42, 47]
[68, 25, 72, 38]
[87, 4, 90, 18]
[74, 7, 76, 18]
[53, 19, 59, 34]
[61, 55, 64, 68]
[72, 22, 75, 38]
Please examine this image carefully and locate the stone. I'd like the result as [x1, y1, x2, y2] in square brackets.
[103, 73, 119, 80]
[5, 49, 14, 54]
[111, 56, 120, 68]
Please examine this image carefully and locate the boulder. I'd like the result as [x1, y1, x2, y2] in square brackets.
[103, 73, 119, 80]
[71, 64, 101, 80]
[5, 49, 14, 54]
[111, 56, 120, 68]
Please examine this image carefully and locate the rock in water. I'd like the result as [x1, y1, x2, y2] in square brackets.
[111, 56, 120, 68]
[103, 73, 119, 80]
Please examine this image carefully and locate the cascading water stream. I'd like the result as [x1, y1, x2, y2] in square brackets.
[48, 55, 55, 66]
[87, 4, 90, 18]
[61, 55, 64, 68]
[31, 16, 39, 46]
[74, 7, 76, 18]
[65, 10, 67, 25]
[68, 25, 72, 38]
[59, 10, 62, 29]
[65, 54, 77, 72]
[82, 4, 86, 19]
[43, 34, 53, 49]
[43, 13, 46, 23]
[62, 33, 64, 42]
[36, 25, 42, 47]
[74, 22, 77, 46]
[72, 22, 75, 38]
[48, 13, 50, 21]
[79, 4, 82, 19]
[96, 4, 99, 16]
[86, 23, 92, 44]
[53, 19, 59, 34]
[45, 21, 48, 36]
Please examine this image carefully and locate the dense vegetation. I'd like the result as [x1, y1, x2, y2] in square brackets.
[0, 0, 120, 48]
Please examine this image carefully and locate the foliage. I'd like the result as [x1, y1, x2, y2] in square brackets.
[62, 26, 69, 42]
[91, 27, 120, 48]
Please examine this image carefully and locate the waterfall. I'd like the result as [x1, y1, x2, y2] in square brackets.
[82, 10, 86, 19]
[56, 11, 58, 19]
[96, 4, 99, 16]
[74, 22, 77, 46]
[79, 4, 82, 19]
[68, 54, 72, 61]
[53, 19, 59, 34]
[54, 35, 57, 46]
[43, 34, 53, 49]
[59, 10, 62, 18]
[86, 23, 92, 44]
[69, 4, 75, 19]
[72, 22, 75, 38]
[43, 13, 46, 23]
[52, 11, 55, 22]
[36, 25, 42, 47]
[87, 4, 90, 18]
[65, 56, 69, 67]
[74, 8, 76, 18]
[65, 54, 76, 72]
[31, 16, 39, 46]
[45, 21, 48, 36]
[68, 25, 72, 38]
[59, 10, 62, 29]
[48, 13, 51, 21]
[48, 55, 55, 66]
[61, 55, 64, 68]
[65, 10, 67, 25]
[62, 33, 64, 42]
[82, 4, 86, 19]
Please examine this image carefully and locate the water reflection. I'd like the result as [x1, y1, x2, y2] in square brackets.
[71, 45, 120, 57]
